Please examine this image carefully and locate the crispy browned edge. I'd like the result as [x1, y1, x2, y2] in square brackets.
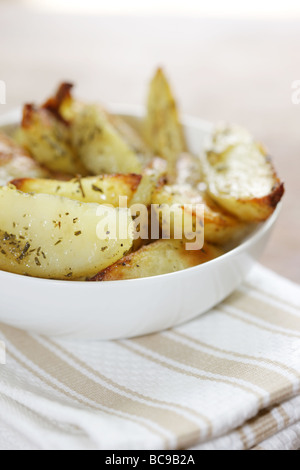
[227, 180, 284, 221]
[88, 252, 136, 281]
[242, 151, 284, 212]
[10, 173, 143, 193]
[253, 180, 285, 210]
[21, 103, 55, 130]
[21, 103, 36, 129]
[21, 83, 74, 129]
[42, 82, 74, 125]
[88, 242, 220, 282]
[208, 150, 285, 219]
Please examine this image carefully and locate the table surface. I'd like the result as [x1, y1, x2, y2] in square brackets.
[0, 4, 299, 283]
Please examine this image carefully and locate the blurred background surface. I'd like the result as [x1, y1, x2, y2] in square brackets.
[0, 0, 299, 282]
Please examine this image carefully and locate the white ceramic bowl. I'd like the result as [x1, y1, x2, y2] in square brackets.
[0, 106, 280, 340]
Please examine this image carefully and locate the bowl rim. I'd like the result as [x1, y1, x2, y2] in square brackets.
[0, 105, 282, 287]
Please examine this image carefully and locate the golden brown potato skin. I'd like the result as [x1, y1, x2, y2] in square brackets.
[18, 104, 86, 175]
[204, 126, 284, 222]
[11, 173, 142, 206]
[202, 194, 247, 245]
[208, 179, 285, 223]
[0, 132, 49, 186]
[42, 82, 74, 123]
[89, 240, 223, 281]
[224, 182, 284, 222]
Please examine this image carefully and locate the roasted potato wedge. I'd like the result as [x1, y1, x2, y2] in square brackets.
[43, 83, 150, 162]
[130, 173, 160, 208]
[130, 157, 167, 207]
[20, 82, 149, 176]
[0, 133, 49, 186]
[151, 148, 246, 245]
[203, 194, 248, 245]
[108, 113, 150, 158]
[89, 240, 223, 281]
[129, 157, 168, 250]
[0, 186, 133, 280]
[42, 82, 74, 122]
[144, 68, 187, 178]
[11, 174, 142, 206]
[152, 184, 245, 245]
[71, 104, 145, 175]
[0, 73, 285, 283]
[204, 125, 284, 222]
[17, 104, 85, 176]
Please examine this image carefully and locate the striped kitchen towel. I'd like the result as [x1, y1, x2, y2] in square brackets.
[0, 264, 299, 451]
